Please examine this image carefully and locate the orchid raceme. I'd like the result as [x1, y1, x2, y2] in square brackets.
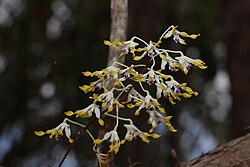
[35, 25, 207, 166]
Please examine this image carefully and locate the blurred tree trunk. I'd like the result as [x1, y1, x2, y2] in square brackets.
[126, 2, 160, 167]
[98, 0, 128, 166]
[220, 0, 250, 138]
[126, 1, 180, 167]
[106, 0, 128, 66]
[181, 133, 250, 167]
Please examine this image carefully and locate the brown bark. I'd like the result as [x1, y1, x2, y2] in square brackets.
[98, 0, 128, 167]
[181, 133, 250, 167]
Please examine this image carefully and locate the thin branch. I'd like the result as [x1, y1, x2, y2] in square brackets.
[58, 117, 97, 167]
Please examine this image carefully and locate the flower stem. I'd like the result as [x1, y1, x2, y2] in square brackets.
[64, 118, 95, 141]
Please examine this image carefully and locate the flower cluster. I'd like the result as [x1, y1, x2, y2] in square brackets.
[35, 25, 207, 165]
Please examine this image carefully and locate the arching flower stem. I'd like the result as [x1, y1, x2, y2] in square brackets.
[64, 118, 95, 141]
[105, 113, 133, 124]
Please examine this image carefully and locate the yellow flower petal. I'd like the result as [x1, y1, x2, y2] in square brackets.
[79, 85, 93, 93]
[181, 32, 189, 37]
[135, 109, 140, 115]
[82, 71, 93, 76]
[163, 116, 177, 132]
[136, 47, 146, 52]
[168, 97, 176, 105]
[114, 80, 122, 87]
[164, 116, 172, 123]
[179, 83, 187, 87]
[193, 92, 199, 96]
[184, 68, 189, 75]
[179, 39, 187, 45]
[110, 142, 120, 154]
[119, 52, 127, 57]
[181, 86, 193, 94]
[98, 119, 104, 126]
[133, 56, 143, 61]
[140, 133, 150, 143]
[182, 93, 192, 98]
[104, 40, 112, 46]
[150, 133, 161, 138]
[189, 34, 200, 39]
[181, 32, 200, 39]
[191, 59, 207, 69]
[157, 83, 166, 91]
[120, 140, 126, 144]
[160, 54, 167, 60]
[91, 93, 100, 100]
[160, 75, 171, 80]
[135, 101, 142, 106]
[114, 38, 123, 45]
[115, 100, 124, 108]
[158, 107, 166, 113]
[168, 126, 177, 132]
[127, 103, 135, 108]
[69, 138, 74, 143]
[102, 69, 109, 74]
[152, 99, 160, 106]
[102, 102, 107, 107]
[110, 70, 117, 75]
[45, 129, 53, 134]
[125, 136, 133, 141]
[34, 131, 45, 136]
[108, 105, 113, 112]
[199, 65, 208, 69]
[155, 40, 162, 47]
[64, 111, 74, 116]
[130, 48, 136, 57]
[93, 139, 103, 144]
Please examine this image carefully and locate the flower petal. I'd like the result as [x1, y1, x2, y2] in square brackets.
[34, 131, 45, 136]
[64, 111, 75, 116]
[133, 56, 144, 61]
[82, 71, 93, 76]
[98, 119, 104, 126]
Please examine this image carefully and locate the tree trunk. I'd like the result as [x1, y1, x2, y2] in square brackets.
[106, 0, 128, 67]
[98, 0, 128, 167]
[181, 133, 250, 167]
[220, 0, 250, 138]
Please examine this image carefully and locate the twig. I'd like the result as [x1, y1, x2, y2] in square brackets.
[171, 148, 181, 167]
[58, 117, 97, 167]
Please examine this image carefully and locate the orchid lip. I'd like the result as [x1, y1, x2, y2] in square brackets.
[174, 37, 179, 43]
[147, 80, 155, 85]
[122, 73, 129, 79]
[104, 75, 109, 79]
[95, 86, 101, 91]
[169, 66, 174, 71]
[121, 48, 127, 53]
[187, 64, 192, 70]
[175, 89, 180, 94]
[148, 51, 155, 57]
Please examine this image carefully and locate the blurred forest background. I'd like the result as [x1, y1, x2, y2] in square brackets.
[0, 0, 249, 167]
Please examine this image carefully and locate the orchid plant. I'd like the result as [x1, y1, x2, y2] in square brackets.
[35, 25, 207, 165]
